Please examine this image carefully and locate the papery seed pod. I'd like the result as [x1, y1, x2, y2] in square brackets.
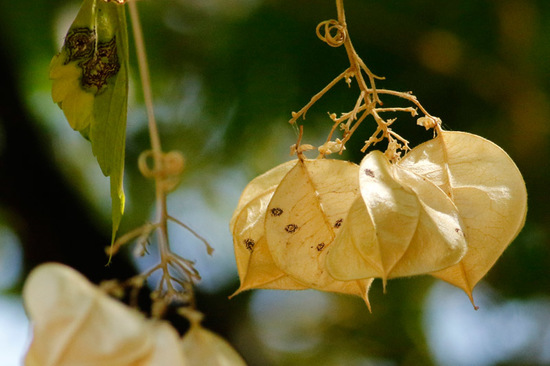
[399, 130, 528, 307]
[326, 151, 467, 287]
[181, 320, 247, 366]
[230, 161, 308, 295]
[264, 159, 373, 308]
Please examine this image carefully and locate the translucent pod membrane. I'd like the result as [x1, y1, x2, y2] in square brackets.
[327, 131, 527, 306]
[232, 159, 372, 308]
[400, 131, 527, 307]
[327, 150, 467, 288]
[231, 131, 527, 309]
[23, 263, 184, 365]
[230, 160, 308, 295]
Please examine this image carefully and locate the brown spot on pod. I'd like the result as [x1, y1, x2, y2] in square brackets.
[271, 208, 283, 216]
[244, 238, 255, 251]
[285, 224, 298, 233]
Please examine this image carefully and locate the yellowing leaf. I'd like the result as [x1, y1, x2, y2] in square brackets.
[326, 151, 467, 285]
[399, 131, 528, 306]
[50, 58, 94, 131]
[23, 263, 186, 366]
[264, 159, 373, 306]
[230, 161, 307, 295]
[50, 0, 129, 245]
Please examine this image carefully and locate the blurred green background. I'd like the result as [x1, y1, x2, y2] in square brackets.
[1, 0, 550, 365]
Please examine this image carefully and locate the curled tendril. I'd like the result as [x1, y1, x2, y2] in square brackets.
[316, 19, 346, 47]
[138, 150, 185, 192]
[291, 1, 442, 162]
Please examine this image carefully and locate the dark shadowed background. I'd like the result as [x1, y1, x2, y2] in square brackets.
[1, 0, 549, 365]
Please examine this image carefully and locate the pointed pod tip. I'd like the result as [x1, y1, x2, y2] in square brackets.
[467, 291, 479, 310]
[470, 297, 479, 311]
[365, 299, 372, 313]
[228, 290, 239, 300]
[228, 285, 249, 299]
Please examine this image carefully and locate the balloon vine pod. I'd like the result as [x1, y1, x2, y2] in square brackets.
[230, 0, 527, 310]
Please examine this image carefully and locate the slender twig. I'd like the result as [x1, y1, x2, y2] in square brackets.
[290, 0, 440, 159]
[289, 69, 349, 124]
[127, 1, 201, 310]
[107, 222, 158, 255]
[128, 1, 162, 156]
[168, 215, 214, 255]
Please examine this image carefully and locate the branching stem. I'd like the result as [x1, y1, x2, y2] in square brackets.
[291, 0, 440, 161]
[123, 1, 210, 313]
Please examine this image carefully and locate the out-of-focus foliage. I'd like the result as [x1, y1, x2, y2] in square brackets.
[1, 0, 550, 365]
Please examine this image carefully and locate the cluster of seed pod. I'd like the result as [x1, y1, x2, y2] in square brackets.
[230, 128, 527, 310]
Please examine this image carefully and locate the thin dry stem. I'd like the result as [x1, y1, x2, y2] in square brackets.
[119, 1, 208, 312]
[107, 222, 158, 256]
[289, 69, 348, 124]
[168, 215, 214, 255]
[290, 0, 440, 158]
[128, 2, 162, 157]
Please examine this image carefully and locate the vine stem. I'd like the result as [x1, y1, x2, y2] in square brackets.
[128, 1, 162, 156]
[128, 1, 189, 302]
[290, 0, 441, 160]
[337, 0, 368, 95]
[335, 0, 384, 141]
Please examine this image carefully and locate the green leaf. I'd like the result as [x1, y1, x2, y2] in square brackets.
[50, 0, 129, 248]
